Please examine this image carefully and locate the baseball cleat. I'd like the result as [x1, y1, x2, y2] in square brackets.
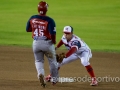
[51, 77, 58, 86]
[90, 80, 98, 86]
[39, 74, 46, 88]
[51, 81, 57, 86]
[45, 74, 51, 82]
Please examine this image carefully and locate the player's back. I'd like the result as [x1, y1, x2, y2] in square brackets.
[30, 15, 53, 22]
[27, 15, 55, 40]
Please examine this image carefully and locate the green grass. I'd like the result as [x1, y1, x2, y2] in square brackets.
[0, 0, 120, 52]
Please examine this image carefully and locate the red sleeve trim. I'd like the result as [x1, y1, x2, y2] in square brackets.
[65, 47, 77, 58]
[56, 40, 64, 48]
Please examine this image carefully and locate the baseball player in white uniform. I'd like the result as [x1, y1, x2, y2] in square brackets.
[46, 26, 98, 86]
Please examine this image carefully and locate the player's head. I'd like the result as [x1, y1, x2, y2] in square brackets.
[63, 26, 73, 34]
[63, 26, 73, 41]
[38, 1, 49, 15]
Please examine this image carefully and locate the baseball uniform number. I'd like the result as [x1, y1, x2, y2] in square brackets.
[34, 28, 44, 36]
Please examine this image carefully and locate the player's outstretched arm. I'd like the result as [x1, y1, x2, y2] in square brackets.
[55, 40, 64, 50]
[65, 47, 77, 57]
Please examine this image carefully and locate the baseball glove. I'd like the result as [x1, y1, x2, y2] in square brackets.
[56, 53, 65, 63]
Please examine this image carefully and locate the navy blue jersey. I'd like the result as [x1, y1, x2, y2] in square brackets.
[26, 15, 56, 40]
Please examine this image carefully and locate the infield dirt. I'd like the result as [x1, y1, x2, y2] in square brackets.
[0, 46, 119, 90]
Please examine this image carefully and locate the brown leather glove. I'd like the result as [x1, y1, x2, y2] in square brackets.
[56, 53, 65, 63]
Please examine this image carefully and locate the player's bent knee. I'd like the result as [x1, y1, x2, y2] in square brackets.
[81, 61, 90, 66]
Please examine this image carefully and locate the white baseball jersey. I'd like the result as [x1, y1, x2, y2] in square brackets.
[59, 34, 92, 67]
[61, 34, 91, 55]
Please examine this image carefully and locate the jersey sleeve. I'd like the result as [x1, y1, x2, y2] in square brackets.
[71, 40, 81, 50]
[56, 40, 64, 48]
[65, 47, 77, 58]
[65, 40, 81, 58]
[48, 18, 56, 44]
[48, 18, 56, 35]
[26, 16, 32, 32]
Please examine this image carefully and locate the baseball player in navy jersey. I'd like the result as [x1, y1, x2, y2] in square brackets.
[26, 1, 59, 87]
[46, 26, 98, 86]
